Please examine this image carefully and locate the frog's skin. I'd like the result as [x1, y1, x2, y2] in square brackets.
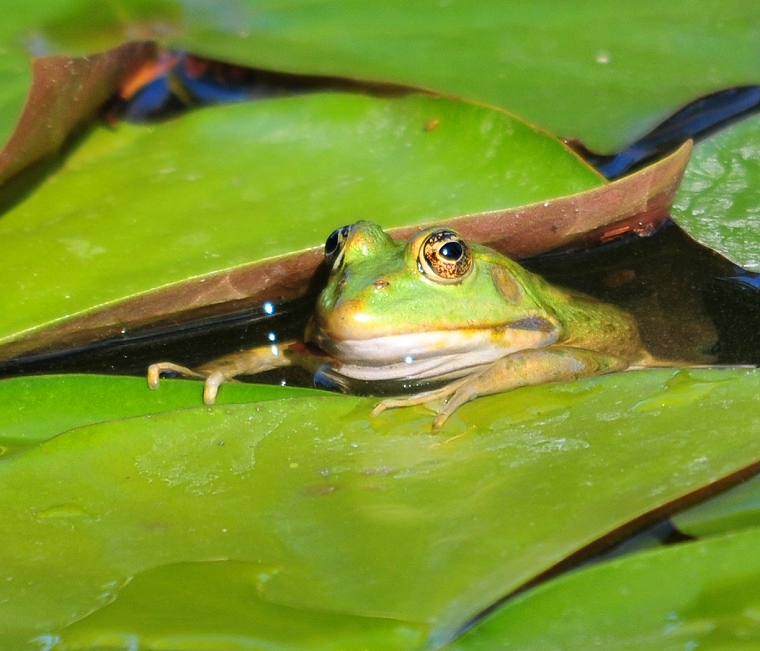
[148, 221, 648, 429]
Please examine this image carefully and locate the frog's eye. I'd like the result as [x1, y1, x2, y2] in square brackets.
[324, 225, 352, 270]
[419, 229, 473, 283]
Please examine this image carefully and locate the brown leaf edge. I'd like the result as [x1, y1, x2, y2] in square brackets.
[0, 41, 158, 185]
[0, 141, 691, 363]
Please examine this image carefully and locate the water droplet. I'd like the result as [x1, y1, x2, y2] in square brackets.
[596, 50, 611, 64]
[263, 302, 275, 315]
[404, 355, 414, 364]
[267, 332, 277, 342]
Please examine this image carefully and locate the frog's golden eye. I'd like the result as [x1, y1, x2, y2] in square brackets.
[324, 225, 352, 270]
[419, 229, 472, 283]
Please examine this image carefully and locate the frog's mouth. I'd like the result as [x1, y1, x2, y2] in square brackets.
[306, 321, 560, 382]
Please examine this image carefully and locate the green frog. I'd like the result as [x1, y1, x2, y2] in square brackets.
[148, 221, 651, 428]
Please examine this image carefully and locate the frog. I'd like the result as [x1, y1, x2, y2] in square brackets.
[148, 220, 651, 429]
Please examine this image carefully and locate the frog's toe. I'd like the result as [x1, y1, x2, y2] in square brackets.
[147, 362, 204, 389]
[147, 364, 162, 389]
[370, 398, 410, 416]
[203, 371, 227, 405]
[430, 387, 478, 430]
[371, 394, 434, 416]
[432, 412, 450, 430]
[370, 381, 468, 428]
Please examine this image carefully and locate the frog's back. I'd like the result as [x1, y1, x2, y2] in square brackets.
[519, 269, 645, 363]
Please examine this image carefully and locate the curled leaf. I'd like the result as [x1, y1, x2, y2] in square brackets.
[0, 92, 604, 364]
[0, 141, 691, 364]
[0, 41, 157, 185]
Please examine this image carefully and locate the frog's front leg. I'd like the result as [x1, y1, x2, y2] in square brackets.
[373, 346, 629, 430]
[148, 341, 332, 404]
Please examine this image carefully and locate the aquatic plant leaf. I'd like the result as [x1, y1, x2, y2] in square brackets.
[0, 3, 179, 171]
[0, 92, 605, 363]
[0, 374, 322, 458]
[0, 131, 690, 366]
[37, 0, 760, 154]
[0, 4, 73, 166]
[175, 0, 760, 153]
[0, 50, 34, 174]
[672, 112, 760, 272]
[0, 41, 157, 184]
[447, 525, 760, 651]
[52, 561, 428, 651]
[1, 368, 758, 647]
[673, 474, 760, 539]
[0, 2, 755, 165]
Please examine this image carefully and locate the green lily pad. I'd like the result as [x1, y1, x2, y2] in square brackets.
[52, 561, 428, 651]
[34, 1, 760, 154]
[1, 368, 759, 647]
[0, 92, 601, 358]
[672, 112, 760, 272]
[448, 525, 760, 651]
[0, 374, 322, 457]
[673, 474, 760, 539]
[0, 138, 691, 365]
[0, 49, 33, 171]
[1, 2, 757, 162]
[0, 4, 60, 158]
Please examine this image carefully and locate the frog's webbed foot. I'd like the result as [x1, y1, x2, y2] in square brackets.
[373, 347, 629, 430]
[147, 341, 331, 405]
[371, 378, 469, 430]
[147, 362, 233, 405]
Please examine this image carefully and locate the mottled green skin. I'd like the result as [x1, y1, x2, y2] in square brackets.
[149, 221, 645, 424]
[313, 221, 642, 362]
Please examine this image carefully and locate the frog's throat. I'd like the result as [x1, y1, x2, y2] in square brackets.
[306, 325, 560, 382]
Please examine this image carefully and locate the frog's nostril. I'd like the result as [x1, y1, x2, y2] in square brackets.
[373, 279, 390, 290]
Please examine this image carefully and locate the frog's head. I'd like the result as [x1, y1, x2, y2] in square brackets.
[306, 221, 561, 381]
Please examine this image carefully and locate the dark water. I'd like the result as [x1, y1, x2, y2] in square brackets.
[526, 222, 760, 366]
